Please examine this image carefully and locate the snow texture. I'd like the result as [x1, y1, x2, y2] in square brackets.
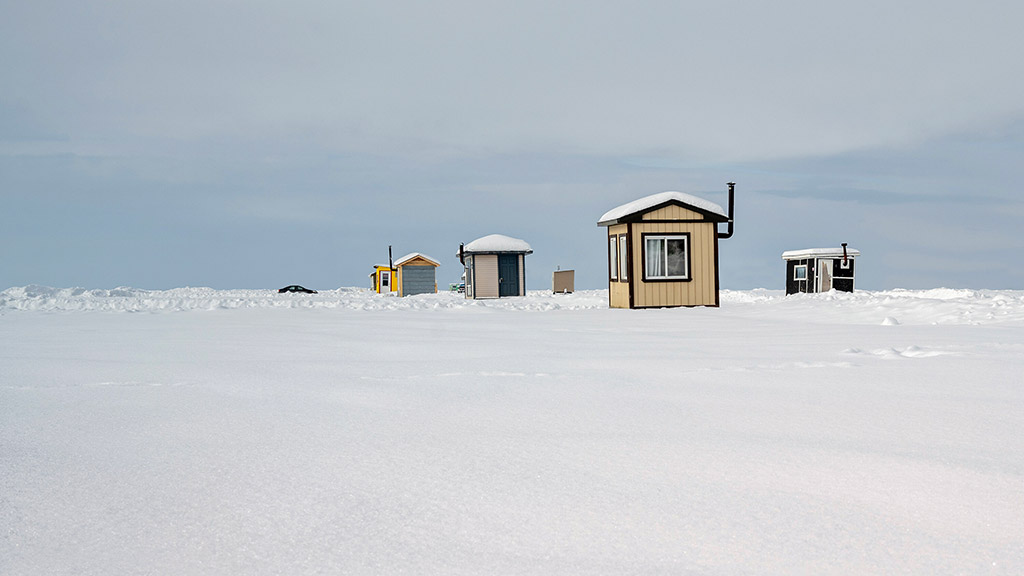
[462, 234, 533, 254]
[393, 252, 440, 267]
[598, 190, 728, 224]
[3, 286, 1024, 575]
[782, 247, 862, 260]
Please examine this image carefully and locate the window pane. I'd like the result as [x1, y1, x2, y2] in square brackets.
[666, 238, 687, 277]
[609, 237, 618, 280]
[619, 236, 628, 280]
[646, 238, 664, 277]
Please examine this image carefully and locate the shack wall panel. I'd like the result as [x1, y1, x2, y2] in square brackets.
[641, 205, 705, 221]
[608, 224, 630, 308]
[399, 265, 436, 296]
[833, 278, 854, 292]
[552, 270, 574, 293]
[832, 258, 855, 278]
[610, 281, 630, 308]
[474, 255, 499, 299]
[519, 254, 525, 295]
[633, 222, 717, 307]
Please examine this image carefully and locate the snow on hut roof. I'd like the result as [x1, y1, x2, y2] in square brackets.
[598, 191, 728, 225]
[463, 234, 533, 254]
[394, 252, 440, 267]
[781, 247, 861, 260]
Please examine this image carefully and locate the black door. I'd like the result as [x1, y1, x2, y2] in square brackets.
[498, 254, 519, 296]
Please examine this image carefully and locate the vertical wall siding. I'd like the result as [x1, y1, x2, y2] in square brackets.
[474, 255, 499, 298]
[631, 222, 717, 307]
[608, 224, 630, 308]
[610, 282, 630, 308]
[641, 205, 705, 220]
[399, 265, 436, 296]
[518, 254, 525, 295]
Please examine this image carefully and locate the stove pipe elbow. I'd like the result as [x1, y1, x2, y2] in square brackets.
[718, 182, 736, 239]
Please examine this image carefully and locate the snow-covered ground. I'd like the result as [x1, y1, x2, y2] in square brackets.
[2, 286, 1023, 574]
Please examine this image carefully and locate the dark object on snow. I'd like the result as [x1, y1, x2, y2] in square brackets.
[278, 285, 318, 294]
[782, 243, 859, 294]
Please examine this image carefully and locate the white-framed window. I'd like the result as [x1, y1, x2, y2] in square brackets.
[644, 234, 689, 280]
[840, 259, 850, 269]
[609, 236, 618, 280]
[381, 270, 390, 287]
[794, 265, 807, 280]
[618, 235, 628, 281]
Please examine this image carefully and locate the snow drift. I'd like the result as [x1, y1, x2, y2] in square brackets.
[2, 286, 1023, 575]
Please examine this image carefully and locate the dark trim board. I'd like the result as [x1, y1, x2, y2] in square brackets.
[714, 232, 720, 307]
[521, 253, 527, 297]
[632, 303, 720, 309]
[626, 218, 712, 224]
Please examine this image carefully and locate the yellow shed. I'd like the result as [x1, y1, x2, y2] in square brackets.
[597, 184, 735, 309]
[369, 265, 398, 294]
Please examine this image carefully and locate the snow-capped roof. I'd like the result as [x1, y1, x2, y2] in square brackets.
[394, 252, 440, 267]
[782, 247, 861, 260]
[598, 191, 728, 225]
[462, 234, 533, 254]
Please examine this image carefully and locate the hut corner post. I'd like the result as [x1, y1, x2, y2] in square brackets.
[717, 182, 736, 239]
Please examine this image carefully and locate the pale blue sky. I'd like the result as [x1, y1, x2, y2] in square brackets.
[3, 1, 1023, 290]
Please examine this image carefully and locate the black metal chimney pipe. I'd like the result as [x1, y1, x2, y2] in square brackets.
[842, 242, 848, 263]
[389, 245, 394, 271]
[718, 182, 736, 239]
[458, 243, 465, 265]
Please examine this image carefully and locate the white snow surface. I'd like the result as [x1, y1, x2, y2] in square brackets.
[462, 233, 533, 254]
[599, 190, 728, 223]
[3, 285, 1024, 574]
[782, 247, 862, 260]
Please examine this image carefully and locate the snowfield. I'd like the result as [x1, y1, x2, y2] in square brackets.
[2, 286, 1023, 574]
